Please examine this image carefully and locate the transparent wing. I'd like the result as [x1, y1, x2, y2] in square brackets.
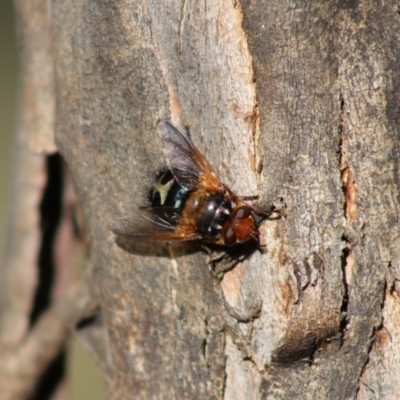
[158, 120, 221, 191]
[109, 207, 201, 241]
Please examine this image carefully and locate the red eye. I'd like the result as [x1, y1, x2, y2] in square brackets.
[223, 227, 237, 246]
[234, 206, 251, 219]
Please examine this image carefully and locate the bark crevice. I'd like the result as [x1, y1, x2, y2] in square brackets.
[30, 154, 63, 326]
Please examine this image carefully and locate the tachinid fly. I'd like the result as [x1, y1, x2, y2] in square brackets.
[110, 120, 269, 247]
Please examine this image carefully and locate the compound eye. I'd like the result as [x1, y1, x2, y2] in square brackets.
[234, 206, 251, 220]
[223, 227, 237, 246]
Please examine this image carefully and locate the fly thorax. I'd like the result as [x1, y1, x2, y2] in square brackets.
[195, 194, 232, 238]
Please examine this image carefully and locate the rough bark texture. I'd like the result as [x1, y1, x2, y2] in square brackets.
[2, 0, 400, 399]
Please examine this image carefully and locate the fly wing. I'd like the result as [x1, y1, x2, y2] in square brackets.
[158, 120, 222, 191]
[109, 207, 201, 241]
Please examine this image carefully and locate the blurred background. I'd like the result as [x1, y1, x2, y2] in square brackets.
[0, 1, 107, 398]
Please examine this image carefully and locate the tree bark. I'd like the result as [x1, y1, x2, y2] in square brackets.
[2, 0, 400, 399]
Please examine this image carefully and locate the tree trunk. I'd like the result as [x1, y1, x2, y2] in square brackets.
[2, 0, 400, 399]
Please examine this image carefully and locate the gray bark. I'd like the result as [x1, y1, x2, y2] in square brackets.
[2, 0, 400, 399]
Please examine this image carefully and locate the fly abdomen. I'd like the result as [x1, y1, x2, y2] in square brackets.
[151, 170, 188, 210]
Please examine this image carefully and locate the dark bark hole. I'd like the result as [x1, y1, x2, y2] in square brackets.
[201, 338, 207, 358]
[272, 335, 317, 364]
[339, 246, 350, 345]
[76, 311, 101, 331]
[28, 352, 65, 400]
[30, 153, 63, 324]
[28, 153, 65, 399]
